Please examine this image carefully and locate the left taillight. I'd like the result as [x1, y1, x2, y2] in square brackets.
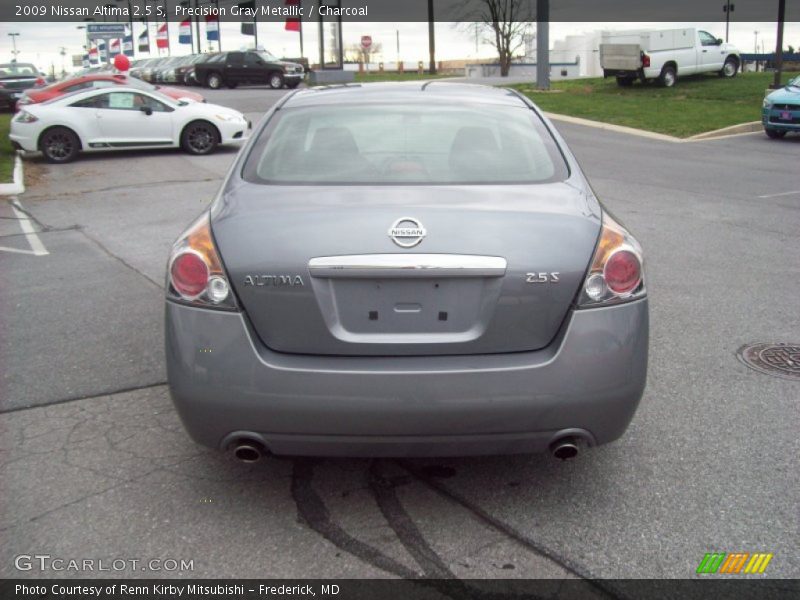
[577, 212, 645, 308]
[167, 213, 237, 310]
[35, 77, 46, 86]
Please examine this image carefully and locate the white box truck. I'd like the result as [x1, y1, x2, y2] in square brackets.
[599, 28, 740, 87]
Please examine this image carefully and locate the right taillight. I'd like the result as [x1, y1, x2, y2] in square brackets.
[642, 53, 651, 68]
[167, 212, 237, 310]
[578, 212, 645, 308]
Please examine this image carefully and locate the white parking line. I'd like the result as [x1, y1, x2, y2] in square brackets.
[758, 190, 800, 199]
[0, 198, 49, 257]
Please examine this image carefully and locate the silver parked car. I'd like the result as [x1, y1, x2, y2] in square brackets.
[165, 83, 649, 461]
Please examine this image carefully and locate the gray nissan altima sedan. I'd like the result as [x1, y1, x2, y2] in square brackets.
[165, 82, 648, 462]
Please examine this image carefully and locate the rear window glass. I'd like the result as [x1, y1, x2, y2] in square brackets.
[242, 103, 568, 185]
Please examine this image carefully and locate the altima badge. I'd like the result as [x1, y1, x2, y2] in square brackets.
[388, 217, 426, 248]
[244, 275, 304, 287]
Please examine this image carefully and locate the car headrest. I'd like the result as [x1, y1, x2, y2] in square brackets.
[309, 127, 360, 156]
[449, 126, 500, 177]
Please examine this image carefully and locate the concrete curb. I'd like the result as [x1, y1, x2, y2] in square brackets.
[0, 155, 25, 196]
[544, 112, 762, 144]
[686, 121, 763, 140]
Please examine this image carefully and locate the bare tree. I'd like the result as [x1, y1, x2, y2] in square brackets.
[467, 0, 532, 76]
[344, 42, 383, 65]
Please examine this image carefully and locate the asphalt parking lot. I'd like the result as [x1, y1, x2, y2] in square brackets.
[1, 85, 798, 589]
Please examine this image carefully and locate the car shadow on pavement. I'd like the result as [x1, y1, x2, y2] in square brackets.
[21, 145, 241, 165]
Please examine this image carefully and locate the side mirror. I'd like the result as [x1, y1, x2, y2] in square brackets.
[140, 106, 153, 116]
[717, 38, 723, 45]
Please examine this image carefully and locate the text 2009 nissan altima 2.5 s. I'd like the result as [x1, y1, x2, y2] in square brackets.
[165, 83, 649, 462]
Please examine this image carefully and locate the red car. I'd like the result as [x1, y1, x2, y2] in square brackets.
[16, 73, 205, 108]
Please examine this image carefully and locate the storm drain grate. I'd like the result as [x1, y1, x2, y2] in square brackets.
[737, 343, 800, 381]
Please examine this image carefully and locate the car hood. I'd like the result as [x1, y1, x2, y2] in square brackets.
[766, 85, 800, 104]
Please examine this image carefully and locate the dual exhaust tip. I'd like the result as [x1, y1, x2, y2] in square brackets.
[550, 436, 579, 460]
[231, 440, 266, 463]
[230, 437, 579, 462]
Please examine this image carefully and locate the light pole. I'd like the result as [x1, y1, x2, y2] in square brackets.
[536, 0, 550, 90]
[427, 0, 436, 74]
[723, 1, 734, 43]
[8, 32, 20, 61]
[772, 0, 786, 89]
[59, 47, 67, 77]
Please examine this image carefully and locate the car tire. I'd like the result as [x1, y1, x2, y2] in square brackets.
[268, 72, 285, 90]
[39, 126, 80, 164]
[720, 57, 738, 78]
[658, 65, 677, 87]
[286, 81, 301, 89]
[616, 76, 634, 87]
[180, 120, 220, 155]
[206, 72, 223, 89]
[765, 128, 786, 139]
[226, 82, 238, 89]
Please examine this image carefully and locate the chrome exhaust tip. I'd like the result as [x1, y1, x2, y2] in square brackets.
[550, 437, 579, 460]
[232, 442, 265, 463]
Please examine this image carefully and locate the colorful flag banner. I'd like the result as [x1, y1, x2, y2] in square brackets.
[156, 23, 169, 49]
[285, 0, 300, 32]
[138, 28, 150, 53]
[122, 26, 134, 57]
[206, 14, 219, 41]
[178, 20, 192, 45]
[240, 1, 255, 36]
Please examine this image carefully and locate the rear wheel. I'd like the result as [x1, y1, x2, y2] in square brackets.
[765, 128, 786, 139]
[268, 71, 284, 90]
[226, 82, 238, 89]
[616, 76, 634, 87]
[658, 65, 677, 87]
[181, 120, 219, 155]
[286, 81, 301, 89]
[720, 57, 738, 78]
[206, 72, 223, 89]
[39, 127, 80, 164]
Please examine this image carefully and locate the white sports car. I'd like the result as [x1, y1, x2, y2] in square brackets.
[9, 86, 250, 163]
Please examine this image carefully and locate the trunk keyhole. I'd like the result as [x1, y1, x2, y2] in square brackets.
[438, 311, 448, 321]
[369, 311, 379, 321]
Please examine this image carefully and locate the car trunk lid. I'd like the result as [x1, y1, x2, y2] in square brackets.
[212, 183, 600, 356]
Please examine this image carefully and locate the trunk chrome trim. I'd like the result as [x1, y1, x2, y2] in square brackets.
[308, 254, 507, 279]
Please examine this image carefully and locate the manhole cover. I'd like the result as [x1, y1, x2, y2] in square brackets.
[737, 343, 800, 381]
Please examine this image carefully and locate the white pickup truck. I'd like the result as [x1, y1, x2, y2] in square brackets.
[599, 28, 741, 87]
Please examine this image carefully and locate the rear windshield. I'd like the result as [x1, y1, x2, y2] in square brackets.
[242, 103, 568, 185]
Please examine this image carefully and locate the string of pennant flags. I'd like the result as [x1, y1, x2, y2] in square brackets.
[83, 0, 303, 66]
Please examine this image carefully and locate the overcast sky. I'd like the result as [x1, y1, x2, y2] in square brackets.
[1, 21, 797, 72]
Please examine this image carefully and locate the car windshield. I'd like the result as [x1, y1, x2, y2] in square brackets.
[0, 63, 38, 78]
[243, 103, 568, 185]
[787, 76, 800, 88]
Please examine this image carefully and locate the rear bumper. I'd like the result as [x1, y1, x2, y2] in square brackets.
[166, 298, 649, 456]
[8, 131, 37, 152]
